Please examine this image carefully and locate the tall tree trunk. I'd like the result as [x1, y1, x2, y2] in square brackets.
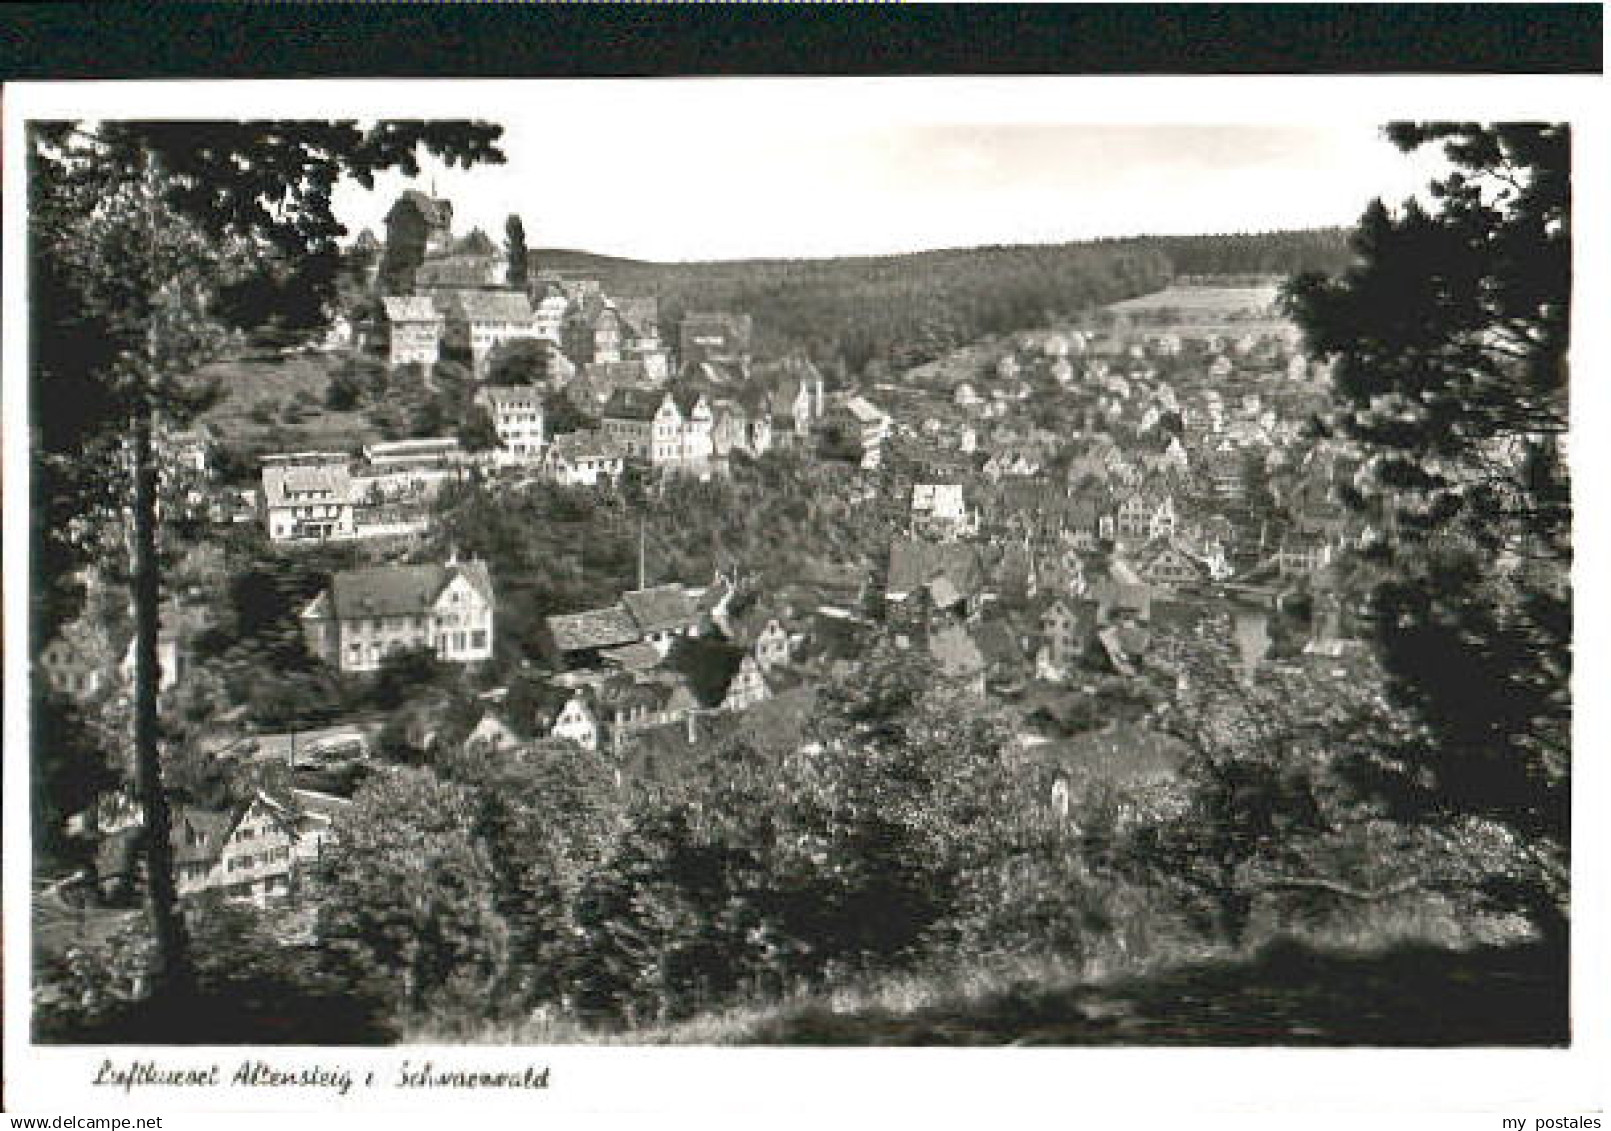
[131, 410, 192, 999]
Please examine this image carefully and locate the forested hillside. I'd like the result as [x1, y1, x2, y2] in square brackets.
[529, 228, 1353, 374]
[1121, 228, 1353, 277]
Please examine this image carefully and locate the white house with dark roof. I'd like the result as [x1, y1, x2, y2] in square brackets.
[382, 296, 444, 367]
[261, 461, 356, 543]
[444, 291, 542, 373]
[474, 385, 547, 462]
[541, 430, 624, 487]
[551, 691, 601, 751]
[301, 559, 495, 672]
[207, 789, 348, 907]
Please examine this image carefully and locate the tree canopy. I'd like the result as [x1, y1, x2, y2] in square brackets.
[1282, 123, 1571, 936]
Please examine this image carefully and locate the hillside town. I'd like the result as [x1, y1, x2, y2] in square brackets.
[37, 184, 1384, 918]
[25, 107, 1575, 1067]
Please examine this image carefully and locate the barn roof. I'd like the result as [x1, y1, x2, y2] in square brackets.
[548, 606, 641, 654]
[452, 291, 535, 323]
[603, 386, 668, 422]
[887, 538, 985, 600]
[621, 585, 699, 635]
[327, 562, 491, 621]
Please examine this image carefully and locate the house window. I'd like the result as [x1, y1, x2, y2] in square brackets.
[471, 630, 487, 649]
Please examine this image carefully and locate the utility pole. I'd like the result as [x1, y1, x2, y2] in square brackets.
[638, 516, 647, 591]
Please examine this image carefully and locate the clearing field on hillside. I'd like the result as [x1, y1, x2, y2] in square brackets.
[190, 351, 372, 453]
[1105, 283, 1281, 320]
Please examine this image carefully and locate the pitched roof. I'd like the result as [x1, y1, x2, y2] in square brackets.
[261, 462, 353, 509]
[284, 788, 352, 822]
[616, 296, 659, 333]
[841, 395, 888, 425]
[476, 385, 545, 411]
[887, 538, 985, 599]
[548, 429, 622, 463]
[548, 606, 641, 653]
[621, 585, 698, 635]
[416, 256, 502, 288]
[171, 806, 235, 867]
[328, 562, 487, 621]
[670, 387, 711, 418]
[451, 291, 535, 323]
[600, 641, 664, 671]
[603, 386, 670, 422]
[382, 296, 442, 322]
[451, 229, 499, 257]
[583, 360, 650, 386]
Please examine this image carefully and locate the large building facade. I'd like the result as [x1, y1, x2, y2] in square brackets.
[302, 560, 496, 673]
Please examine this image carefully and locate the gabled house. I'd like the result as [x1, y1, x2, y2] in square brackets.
[750, 618, 792, 672]
[302, 558, 495, 672]
[261, 459, 356, 543]
[207, 789, 348, 907]
[753, 358, 826, 444]
[1138, 541, 1210, 590]
[541, 430, 623, 487]
[564, 295, 627, 366]
[100, 790, 347, 908]
[465, 712, 526, 754]
[550, 691, 601, 751]
[474, 385, 546, 462]
[822, 395, 891, 468]
[912, 483, 970, 533]
[443, 291, 541, 374]
[602, 388, 683, 465]
[98, 803, 234, 903]
[381, 296, 444, 367]
[1038, 596, 1097, 673]
[671, 388, 714, 464]
[38, 618, 116, 701]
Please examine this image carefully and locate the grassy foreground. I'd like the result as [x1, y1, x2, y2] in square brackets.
[427, 933, 1566, 1048]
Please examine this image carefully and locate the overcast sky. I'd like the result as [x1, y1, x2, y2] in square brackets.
[332, 121, 1448, 262]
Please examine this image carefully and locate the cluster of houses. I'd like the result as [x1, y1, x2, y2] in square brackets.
[86, 785, 349, 909]
[259, 438, 468, 544]
[42, 191, 1383, 919]
[371, 190, 673, 380]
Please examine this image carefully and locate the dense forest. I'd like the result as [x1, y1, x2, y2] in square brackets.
[529, 229, 1353, 373]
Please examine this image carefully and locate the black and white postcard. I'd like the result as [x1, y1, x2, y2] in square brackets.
[3, 70, 1604, 1127]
